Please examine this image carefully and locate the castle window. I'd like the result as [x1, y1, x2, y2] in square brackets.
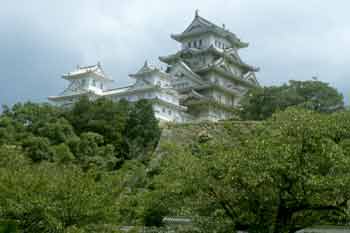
[100, 83, 103, 89]
[82, 79, 86, 86]
[92, 80, 96, 86]
[162, 108, 166, 113]
[199, 39, 202, 47]
[188, 42, 191, 48]
[193, 41, 197, 48]
[168, 110, 172, 115]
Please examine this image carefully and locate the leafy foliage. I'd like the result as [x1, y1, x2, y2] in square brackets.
[124, 99, 161, 160]
[22, 136, 55, 162]
[240, 80, 344, 120]
[66, 97, 129, 156]
[152, 108, 350, 233]
[0, 84, 348, 233]
[0, 97, 161, 232]
[0, 148, 120, 232]
[0, 97, 160, 169]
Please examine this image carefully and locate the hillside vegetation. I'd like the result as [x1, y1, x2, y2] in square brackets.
[0, 80, 350, 233]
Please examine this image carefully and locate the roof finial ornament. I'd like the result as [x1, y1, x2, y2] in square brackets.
[144, 60, 149, 67]
[195, 9, 199, 18]
[97, 61, 101, 67]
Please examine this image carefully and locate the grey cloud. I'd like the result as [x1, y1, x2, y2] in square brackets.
[1, 0, 349, 107]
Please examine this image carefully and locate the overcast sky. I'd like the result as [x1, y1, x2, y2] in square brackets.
[1, 0, 349, 107]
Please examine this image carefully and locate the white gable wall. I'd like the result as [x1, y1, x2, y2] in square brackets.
[109, 89, 180, 106]
[181, 35, 213, 50]
[168, 65, 201, 90]
[181, 34, 232, 50]
[153, 104, 185, 122]
[141, 73, 171, 88]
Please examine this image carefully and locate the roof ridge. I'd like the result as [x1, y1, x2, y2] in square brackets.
[78, 63, 99, 69]
[197, 15, 219, 28]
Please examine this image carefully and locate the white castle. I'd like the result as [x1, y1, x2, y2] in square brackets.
[49, 12, 259, 123]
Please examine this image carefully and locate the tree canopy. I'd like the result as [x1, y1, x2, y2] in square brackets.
[151, 108, 350, 233]
[239, 80, 344, 120]
[0, 98, 161, 232]
[0, 97, 161, 169]
[1, 84, 349, 233]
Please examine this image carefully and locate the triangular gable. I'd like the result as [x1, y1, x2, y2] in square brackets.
[169, 61, 204, 86]
[212, 57, 233, 73]
[183, 15, 216, 34]
[178, 61, 205, 84]
[80, 63, 104, 75]
[60, 80, 89, 96]
[65, 63, 111, 81]
[183, 18, 204, 34]
[133, 78, 150, 88]
[243, 72, 259, 86]
[135, 61, 155, 75]
[181, 89, 209, 106]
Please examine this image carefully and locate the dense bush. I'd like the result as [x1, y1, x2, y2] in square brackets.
[239, 80, 344, 120]
[0, 97, 161, 232]
[1, 84, 349, 233]
[0, 97, 161, 169]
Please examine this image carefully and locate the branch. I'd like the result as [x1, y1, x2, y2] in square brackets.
[207, 186, 238, 221]
[292, 202, 347, 215]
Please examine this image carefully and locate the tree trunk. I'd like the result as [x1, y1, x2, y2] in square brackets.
[273, 206, 294, 233]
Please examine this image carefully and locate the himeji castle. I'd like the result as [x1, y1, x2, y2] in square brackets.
[49, 12, 259, 123]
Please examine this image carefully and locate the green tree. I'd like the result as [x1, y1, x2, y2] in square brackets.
[0, 161, 119, 232]
[67, 132, 118, 170]
[0, 117, 18, 146]
[22, 136, 55, 162]
[0, 102, 64, 147]
[52, 143, 75, 163]
[153, 108, 350, 233]
[124, 99, 161, 160]
[2, 102, 62, 133]
[66, 97, 128, 155]
[36, 118, 76, 145]
[240, 80, 344, 120]
[113, 160, 150, 225]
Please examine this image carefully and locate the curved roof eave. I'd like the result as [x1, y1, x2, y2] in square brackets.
[171, 30, 248, 49]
